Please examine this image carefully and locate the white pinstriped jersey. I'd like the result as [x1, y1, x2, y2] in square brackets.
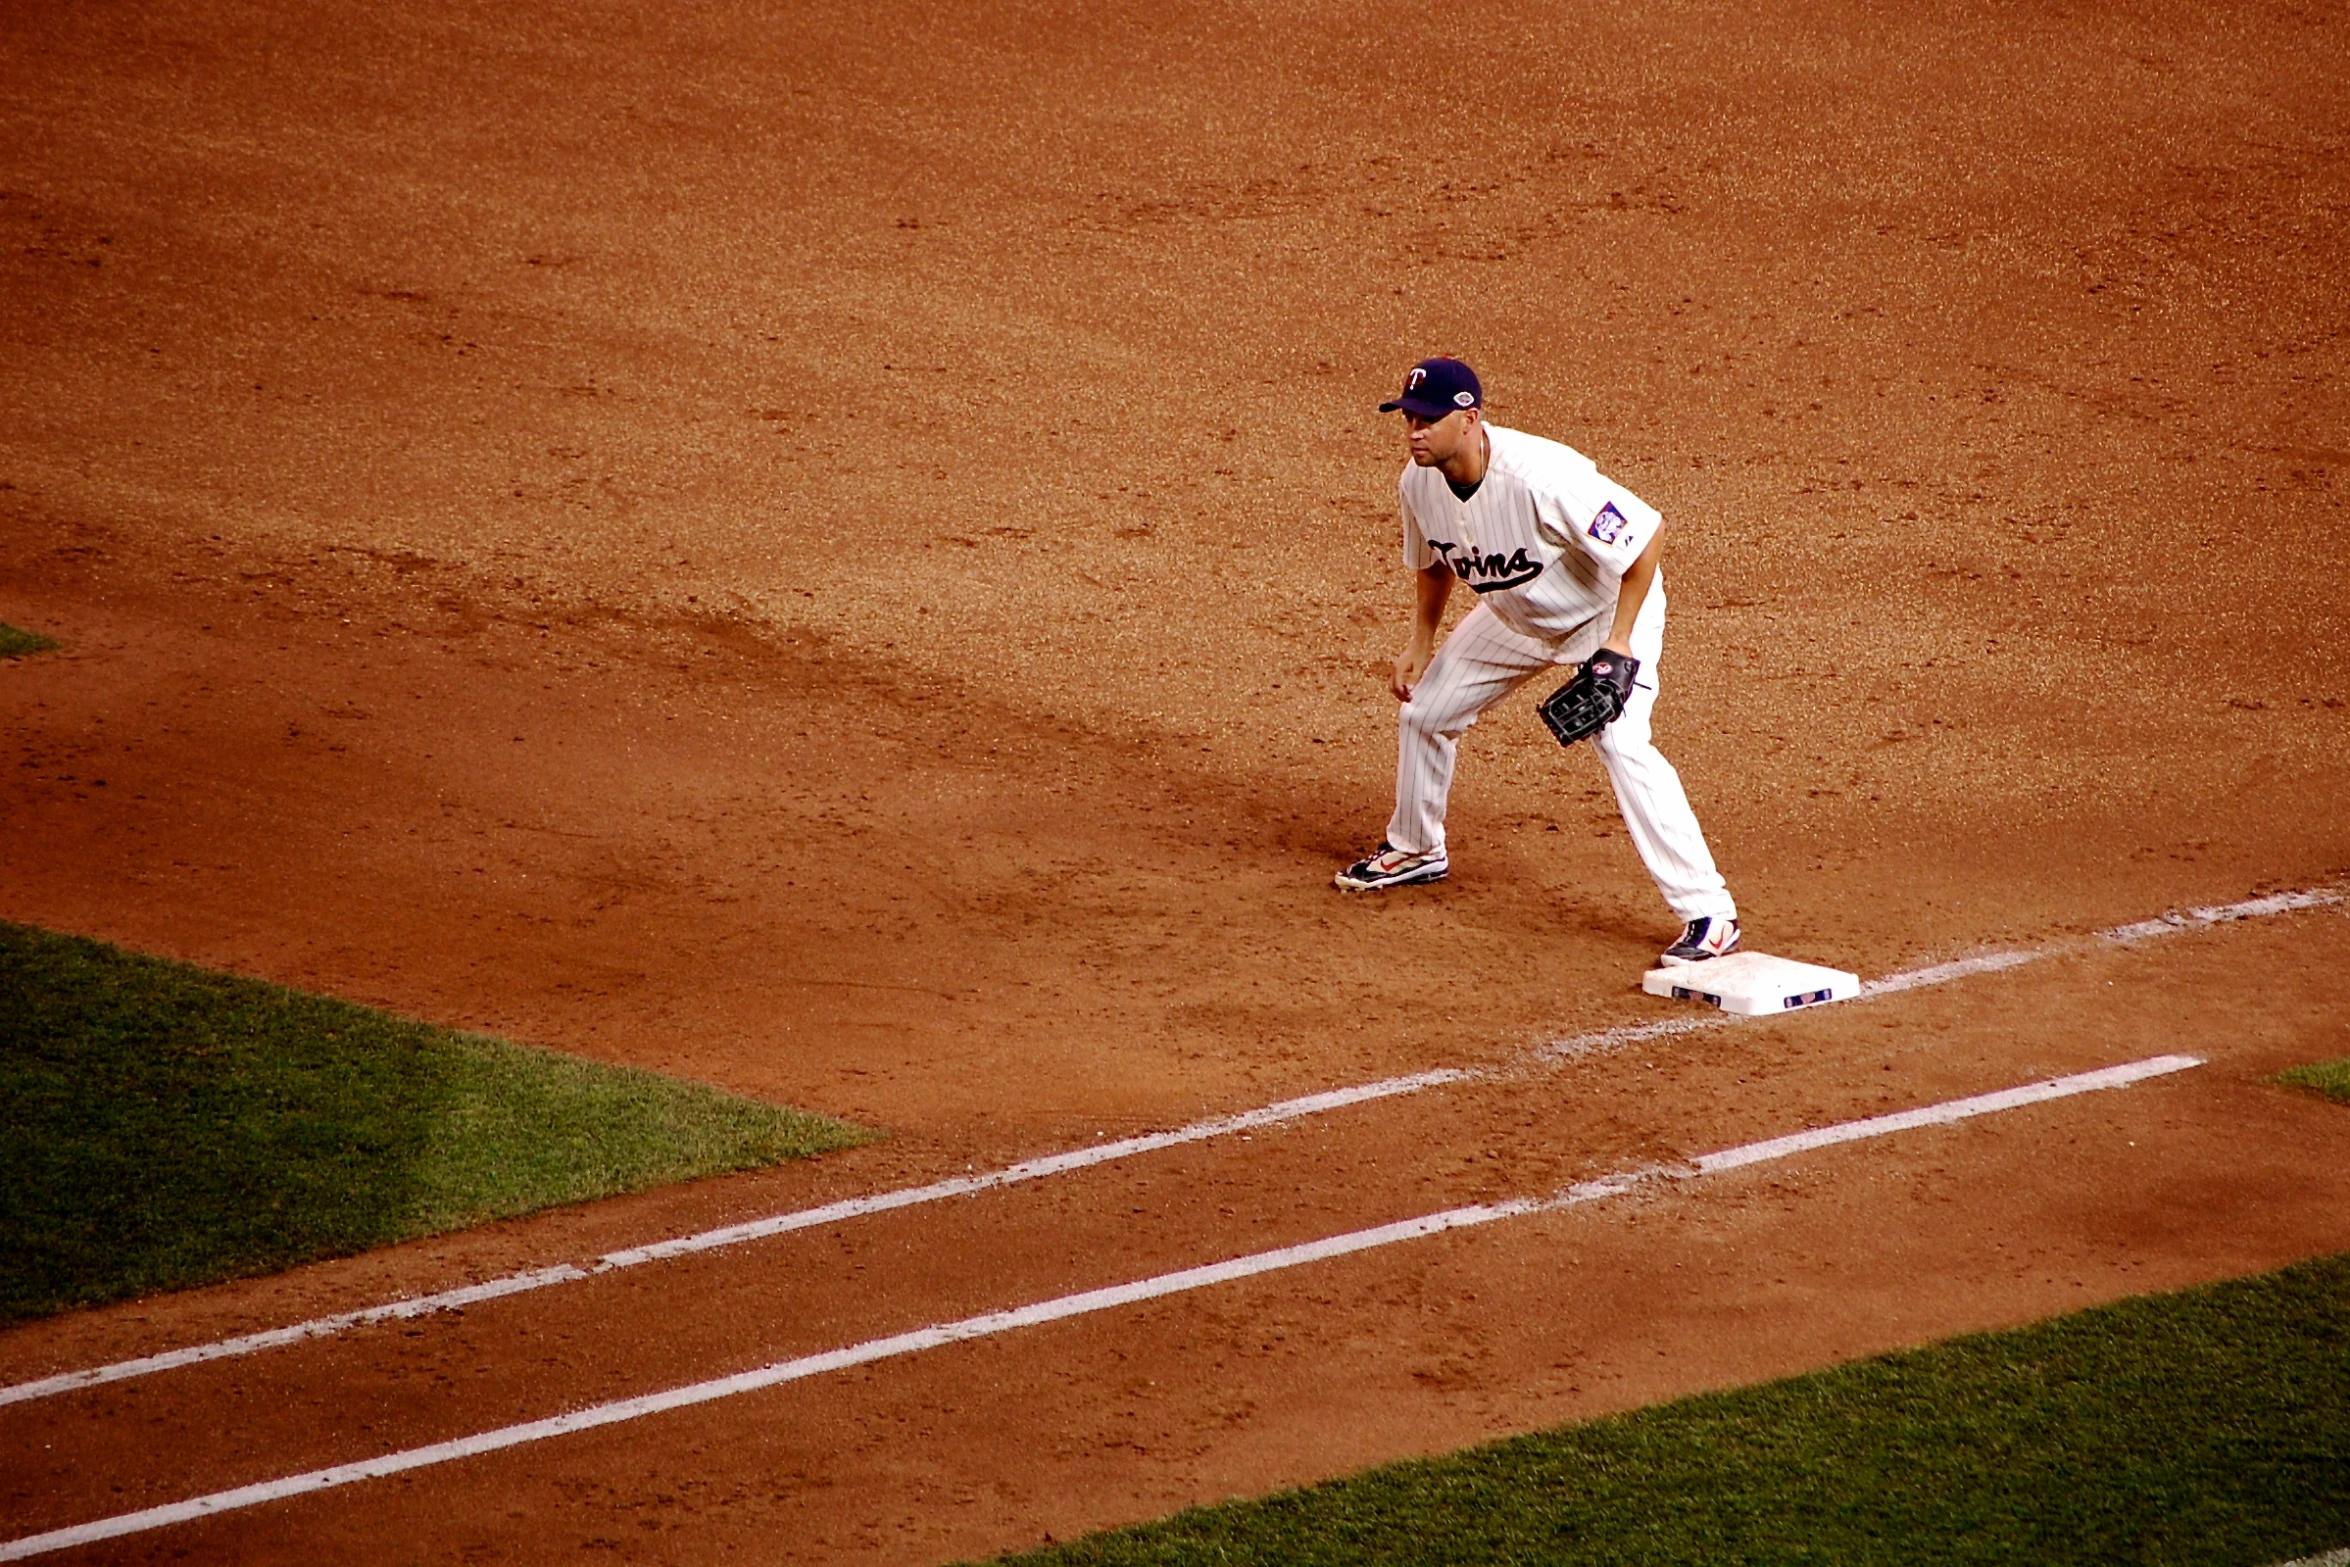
[1400, 424, 1662, 646]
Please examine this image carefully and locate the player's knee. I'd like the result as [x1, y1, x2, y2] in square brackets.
[1397, 698, 1441, 739]
[1399, 700, 1468, 745]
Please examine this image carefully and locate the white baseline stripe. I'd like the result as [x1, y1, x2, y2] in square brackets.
[4, 885, 2329, 1408]
[1860, 948, 2041, 997]
[596, 1066, 1471, 1269]
[0, 1070, 1466, 1409]
[0, 1053, 2203, 1562]
[2099, 886, 2343, 944]
[1691, 1055, 2200, 1173]
[0, 1268, 589, 1407]
[1533, 1012, 1725, 1061]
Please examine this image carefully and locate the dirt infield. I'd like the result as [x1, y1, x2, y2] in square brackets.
[3, 0, 2348, 1558]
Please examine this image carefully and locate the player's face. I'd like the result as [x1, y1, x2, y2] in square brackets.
[1403, 408, 1474, 466]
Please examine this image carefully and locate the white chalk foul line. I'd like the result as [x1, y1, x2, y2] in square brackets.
[0, 1069, 1469, 1410]
[2, 885, 2330, 1409]
[2098, 885, 2342, 944]
[0, 1267, 592, 1408]
[595, 1066, 1472, 1270]
[1690, 1054, 2199, 1173]
[0, 1053, 2203, 1562]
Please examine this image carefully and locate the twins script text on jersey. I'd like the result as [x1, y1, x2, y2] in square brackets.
[1400, 425, 1662, 647]
[1430, 540, 1540, 591]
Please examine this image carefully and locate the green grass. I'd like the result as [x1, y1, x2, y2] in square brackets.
[0, 922, 871, 1322]
[0, 621, 58, 658]
[2279, 1057, 2350, 1107]
[991, 1255, 2350, 1567]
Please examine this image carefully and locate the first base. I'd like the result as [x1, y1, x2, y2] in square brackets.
[1641, 951, 1860, 1016]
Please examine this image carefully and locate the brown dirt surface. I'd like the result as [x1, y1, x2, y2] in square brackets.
[2, 0, 2347, 1559]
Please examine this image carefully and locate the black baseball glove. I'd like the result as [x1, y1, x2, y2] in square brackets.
[1537, 650, 1640, 747]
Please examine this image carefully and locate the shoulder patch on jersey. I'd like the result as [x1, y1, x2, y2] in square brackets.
[1587, 501, 1629, 545]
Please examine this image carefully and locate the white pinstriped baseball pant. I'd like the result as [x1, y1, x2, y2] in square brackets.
[1383, 591, 1736, 923]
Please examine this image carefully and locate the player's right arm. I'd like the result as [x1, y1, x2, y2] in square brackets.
[1391, 561, 1454, 700]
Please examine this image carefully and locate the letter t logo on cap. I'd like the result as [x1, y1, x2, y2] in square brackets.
[1378, 357, 1483, 418]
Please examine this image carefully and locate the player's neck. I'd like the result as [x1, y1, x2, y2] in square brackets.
[1439, 424, 1489, 487]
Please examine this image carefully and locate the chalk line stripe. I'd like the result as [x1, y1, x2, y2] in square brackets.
[2099, 886, 2343, 944]
[0, 1206, 1536, 1563]
[0, 1054, 2202, 1562]
[1690, 1055, 2201, 1174]
[4, 884, 2328, 1408]
[1534, 1012, 1725, 1060]
[0, 1070, 1469, 1409]
[0, 1268, 590, 1408]
[596, 1067, 1473, 1269]
[1860, 948, 2041, 998]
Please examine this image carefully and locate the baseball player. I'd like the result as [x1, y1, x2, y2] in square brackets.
[1334, 356, 1741, 967]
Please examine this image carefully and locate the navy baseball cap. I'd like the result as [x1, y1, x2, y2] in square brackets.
[1379, 357, 1482, 418]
